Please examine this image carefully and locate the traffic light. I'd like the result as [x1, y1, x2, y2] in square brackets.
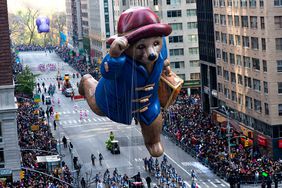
[19, 170, 25, 180]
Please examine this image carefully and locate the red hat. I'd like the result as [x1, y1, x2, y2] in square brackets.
[107, 7, 172, 45]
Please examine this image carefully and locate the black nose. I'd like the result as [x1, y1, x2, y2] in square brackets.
[148, 53, 156, 61]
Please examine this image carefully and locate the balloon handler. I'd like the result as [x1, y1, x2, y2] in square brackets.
[79, 7, 183, 157]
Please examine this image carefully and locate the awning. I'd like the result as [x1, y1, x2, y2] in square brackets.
[37, 155, 60, 163]
[257, 135, 267, 147]
[278, 140, 282, 149]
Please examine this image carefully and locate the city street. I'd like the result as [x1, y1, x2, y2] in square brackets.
[20, 51, 264, 188]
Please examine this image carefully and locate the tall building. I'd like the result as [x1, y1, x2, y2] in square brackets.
[212, 0, 282, 159]
[65, 0, 83, 50]
[196, 0, 217, 113]
[88, 0, 115, 66]
[81, 0, 91, 54]
[0, 0, 21, 180]
[155, 0, 201, 94]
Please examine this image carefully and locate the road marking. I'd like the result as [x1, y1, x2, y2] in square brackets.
[78, 120, 82, 123]
[62, 111, 66, 114]
[128, 161, 132, 166]
[83, 119, 87, 123]
[102, 118, 108, 121]
[134, 127, 191, 176]
[93, 118, 97, 122]
[87, 118, 91, 122]
[208, 179, 218, 187]
[184, 181, 191, 188]
[200, 181, 209, 187]
[72, 111, 76, 114]
[68, 120, 72, 124]
[73, 120, 77, 124]
[135, 158, 138, 162]
[221, 180, 229, 187]
[97, 118, 102, 121]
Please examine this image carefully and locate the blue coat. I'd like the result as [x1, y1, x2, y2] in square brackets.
[95, 37, 167, 126]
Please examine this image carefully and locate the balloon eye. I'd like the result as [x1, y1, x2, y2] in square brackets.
[153, 41, 159, 46]
[137, 45, 145, 49]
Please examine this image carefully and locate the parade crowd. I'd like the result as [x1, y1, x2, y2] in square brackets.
[163, 94, 282, 186]
[15, 44, 56, 52]
[9, 98, 73, 188]
[55, 47, 100, 79]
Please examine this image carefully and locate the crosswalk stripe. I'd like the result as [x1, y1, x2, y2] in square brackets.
[184, 181, 191, 188]
[78, 120, 82, 123]
[93, 118, 97, 122]
[72, 111, 76, 114]
[102, 118, 108, 121]
[83, 119, 87, 123]
[73, 120, 77, 124]
[208, 179, 218, 187]
[62, 112, 66, 114]
[97, 118, 102, 121]
[87, 118, 91, 122]
[68, 120, 72, 124]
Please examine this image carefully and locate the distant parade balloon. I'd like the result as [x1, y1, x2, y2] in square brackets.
[36, 16, 50, 33]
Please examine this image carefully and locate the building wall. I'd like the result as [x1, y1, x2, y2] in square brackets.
[0, 0, 21, 180]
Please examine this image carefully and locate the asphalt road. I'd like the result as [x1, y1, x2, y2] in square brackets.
[19, 51, 268, 188]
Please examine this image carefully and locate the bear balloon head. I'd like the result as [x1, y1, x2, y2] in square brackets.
[36, 16, 50, 33]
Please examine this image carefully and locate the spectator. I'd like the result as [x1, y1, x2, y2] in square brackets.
[62, 136, 67, 148]
[146, 176, 152, 188]
[81, 177, 86, 188]
[99, 153, 103, 166]
[91, 153, 96, 166]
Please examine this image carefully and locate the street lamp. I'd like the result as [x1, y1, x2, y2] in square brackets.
[222, 105, 231, 158]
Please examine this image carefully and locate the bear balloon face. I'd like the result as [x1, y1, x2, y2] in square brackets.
[36, 16, 50, 33]
[125, 37, 163, 66]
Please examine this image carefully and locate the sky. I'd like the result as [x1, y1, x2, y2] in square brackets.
[7, 0, 66, 15]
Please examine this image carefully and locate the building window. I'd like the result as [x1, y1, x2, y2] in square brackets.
[238, 74, 243, 85]
[234, 16, 240, 27]
[253, 79, 261, 91]
[228, 0, 233, 6]
[254, 99, 262, 113]
[238, 93, 243, 105]
[241, 16, 249, 28]
[224, 70, 229, 81]
[187, 9, 197, 16]
[249, 0, 256, 7]
[260, 17, 265, 29]
[274, 0, 282, 6]
[243, 36, 250, 48]
[231, 72, 236, 83]
[169, 23, 183, 30]
[276, 38, 282, 50]
[218, 83, 223, 92]
[274, 16, 282, 29]
[243, 56, 251, 68]
[252, 58, 260, 70]
[0, 123, 2, 142]
[251, 37, 259, 50]
[236, 55, 242, 66]
[220, 15, 226, 26]
[259, 0, 264, 7]
[187, 35, 198, 42]
[154, 0, 158, 5]
[186, 0, 196, 3]
[169, 48, 184, 56]
[235, 35, 241, 46]
[263, 60, 267, 72]
[216, 48, 221, 59]
[278, 82, 282, 93]
[215, 14, 220, 24]
[230, 53, 235, 65]
[190, 73, 200, 80]
[224, 87, 230, 99]
[241, 0, 248, 7]
[261, 38, 266, 51]
[277, 60, 282, 72]
[167, 10, 182, 17]
[229, 34, 234, 45]
[221, 33, 227, 44]
[231, 91, 237, 101]
[171, 61, 185, 69]
[245, 96, 253, 109]
[189, 48, 199, 55]
[244, 76, 252, 88]
[0, 149, 4, 168]
[169, 36, 183, 43]
[228, 15, 233, 26]
[264, 81, 268, 94]
[279, 104, 282, 116]
[222, 51, 228, 63]
[264, 103, 269, 115]
[250, 16, 257, 28]
[190, 60, 199, 67]
[220, 0, 226, 6]
[177, 74, 186, 80]
[217, 66, 222, 76]
[167, 0, 181, 5]
[122, 0, 126, 5]
[187, 22, 197, 29]
[216, 31, 220, 41]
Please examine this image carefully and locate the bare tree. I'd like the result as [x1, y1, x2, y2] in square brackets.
[18, 8, 39, 45]
[49, 12, 66, 45]
[8, 13, 25, 44]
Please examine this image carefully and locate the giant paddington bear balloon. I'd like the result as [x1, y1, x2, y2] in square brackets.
[79, 7, 183, 157]
[36, 16, 50, 33]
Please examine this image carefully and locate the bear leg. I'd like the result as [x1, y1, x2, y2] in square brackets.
[140, 114, 164, 157]
[79, 74, 104, 116]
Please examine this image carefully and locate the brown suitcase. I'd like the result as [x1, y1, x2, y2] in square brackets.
[158, 71, 184, 109]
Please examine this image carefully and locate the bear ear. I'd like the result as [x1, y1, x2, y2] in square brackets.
[36, 18, 41, 26]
